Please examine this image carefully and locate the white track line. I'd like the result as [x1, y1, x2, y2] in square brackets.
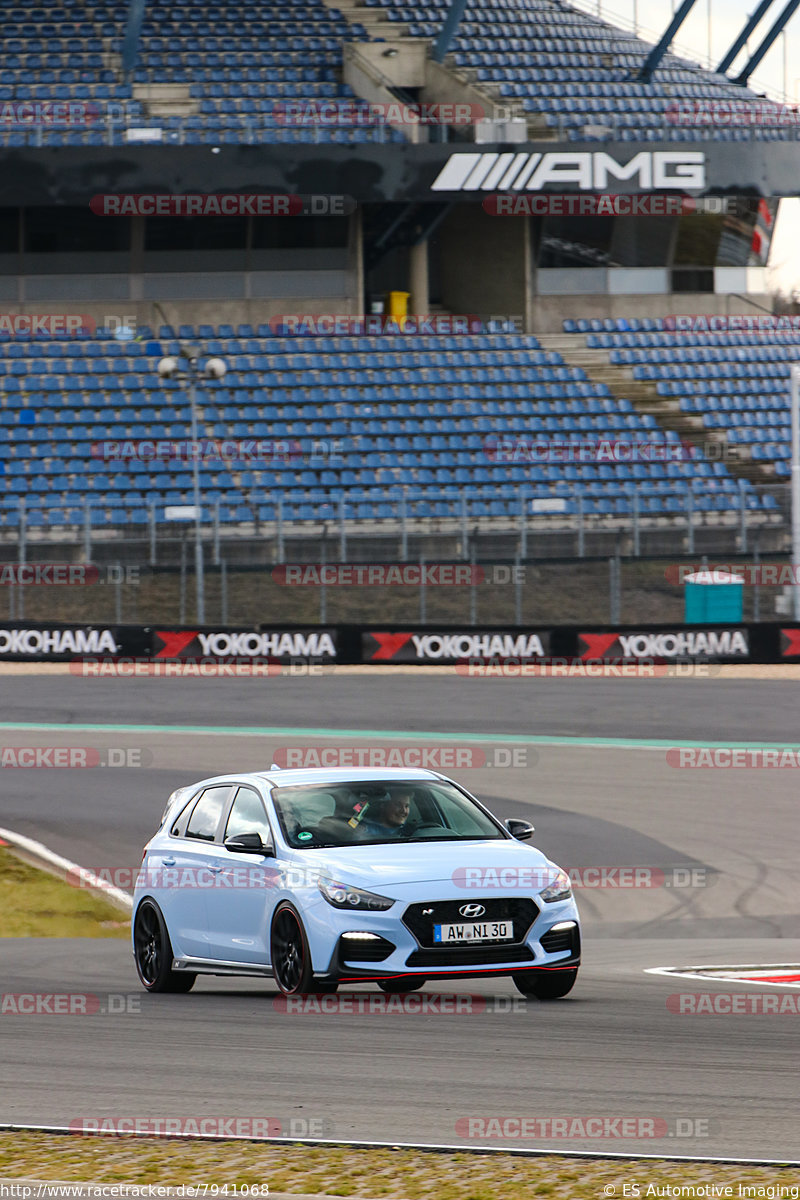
[0, 1124, 795, 1166]
[0, 826, 132, 912]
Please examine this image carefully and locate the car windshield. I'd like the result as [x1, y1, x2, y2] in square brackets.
[270, 780, 506, 849]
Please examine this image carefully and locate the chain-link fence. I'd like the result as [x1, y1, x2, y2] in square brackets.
[2, 549, 793, 629]
[1, 482, 792, 625]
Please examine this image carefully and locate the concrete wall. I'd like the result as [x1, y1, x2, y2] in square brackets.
[529, 292, 776, 334]
[437, 206, 528, 320]
[1, 288, 773, 335]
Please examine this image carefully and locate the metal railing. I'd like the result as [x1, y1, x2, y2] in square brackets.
[4, 103, 800, 149]
[1, 482, 788, 561]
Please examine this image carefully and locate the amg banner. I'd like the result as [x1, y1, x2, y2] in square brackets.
[362, 630, 552, 663]
[7, 141, 800, 203]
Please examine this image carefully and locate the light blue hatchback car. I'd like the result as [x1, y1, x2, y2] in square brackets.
[132, 767, 581, 1000]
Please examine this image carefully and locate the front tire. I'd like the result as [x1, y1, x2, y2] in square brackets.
[377, 978, 426, 994]
[133, 900, 196, 993]
[513, 968, 578, 1000]
[271, 904, 336, 995]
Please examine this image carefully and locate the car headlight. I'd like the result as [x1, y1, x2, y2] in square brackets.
[317, 877, 395, 911]
[540, 870, 572, 903]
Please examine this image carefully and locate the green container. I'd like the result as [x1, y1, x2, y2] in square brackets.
[684, 571, 744, 623]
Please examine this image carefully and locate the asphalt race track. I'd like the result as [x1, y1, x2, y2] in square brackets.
[1, 674, 799, 1160]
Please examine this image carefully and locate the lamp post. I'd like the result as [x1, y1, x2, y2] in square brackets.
[157, 350, 227, 624]
[791, 364, 800, 620]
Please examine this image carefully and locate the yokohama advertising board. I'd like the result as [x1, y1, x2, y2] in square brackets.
[577, 629, 750, 661]
[362, 630, 551, 663]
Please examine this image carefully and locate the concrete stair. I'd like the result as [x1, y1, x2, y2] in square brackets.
[327, 0, 539, 134]
[537, 333, 779, 489]
[131, 83, 196, 119]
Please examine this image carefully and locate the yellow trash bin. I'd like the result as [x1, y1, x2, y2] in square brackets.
[387, 290, 410, 321]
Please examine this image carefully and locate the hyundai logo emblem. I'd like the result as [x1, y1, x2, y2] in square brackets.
[459, 903, 486, 919]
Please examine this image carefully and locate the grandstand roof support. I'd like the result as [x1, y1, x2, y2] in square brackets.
[432, 0, 469, 63]
[638, 0, 700, 82]
[732, 0, 800, 86]
[716, 0, 775, 75]
[122, 0, 146, 76]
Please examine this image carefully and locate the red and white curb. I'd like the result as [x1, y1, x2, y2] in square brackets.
[646, 963, 800, 988]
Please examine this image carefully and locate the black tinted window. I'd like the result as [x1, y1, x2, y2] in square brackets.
[185, 786, 232, 842]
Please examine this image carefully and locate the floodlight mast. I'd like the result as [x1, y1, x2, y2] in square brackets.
[157, 352, 227, 625]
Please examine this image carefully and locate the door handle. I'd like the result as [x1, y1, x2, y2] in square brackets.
[162, 857, 176, 866]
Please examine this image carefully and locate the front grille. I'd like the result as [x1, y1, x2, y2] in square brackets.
[339, 935, 395, 964]
[403, 898, 539, 949]
[407, 945, 535, 968]
[540, 924, 580, 956]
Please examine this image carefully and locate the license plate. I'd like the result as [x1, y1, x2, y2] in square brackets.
[433, 921, 513, 943]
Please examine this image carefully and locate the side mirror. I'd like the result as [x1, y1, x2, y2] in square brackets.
[505, 819, 535, 841]
[224, 832, 273, 856]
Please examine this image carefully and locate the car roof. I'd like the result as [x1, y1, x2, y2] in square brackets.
[253, 767, 443, 787]
[165, 767, 446, 801]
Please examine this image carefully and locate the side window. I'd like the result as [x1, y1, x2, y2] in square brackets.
[170, 791, 200, 838]
[184, 786, 233, 842]
[224, 787, 272, 845]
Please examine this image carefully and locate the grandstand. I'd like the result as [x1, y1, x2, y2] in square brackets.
[574, 320, 798, 477]
[1, 0, 796, 147]
[360, 0, 798, 143]
[0, 0, 797, 562]
[0, 321, 783, 537]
